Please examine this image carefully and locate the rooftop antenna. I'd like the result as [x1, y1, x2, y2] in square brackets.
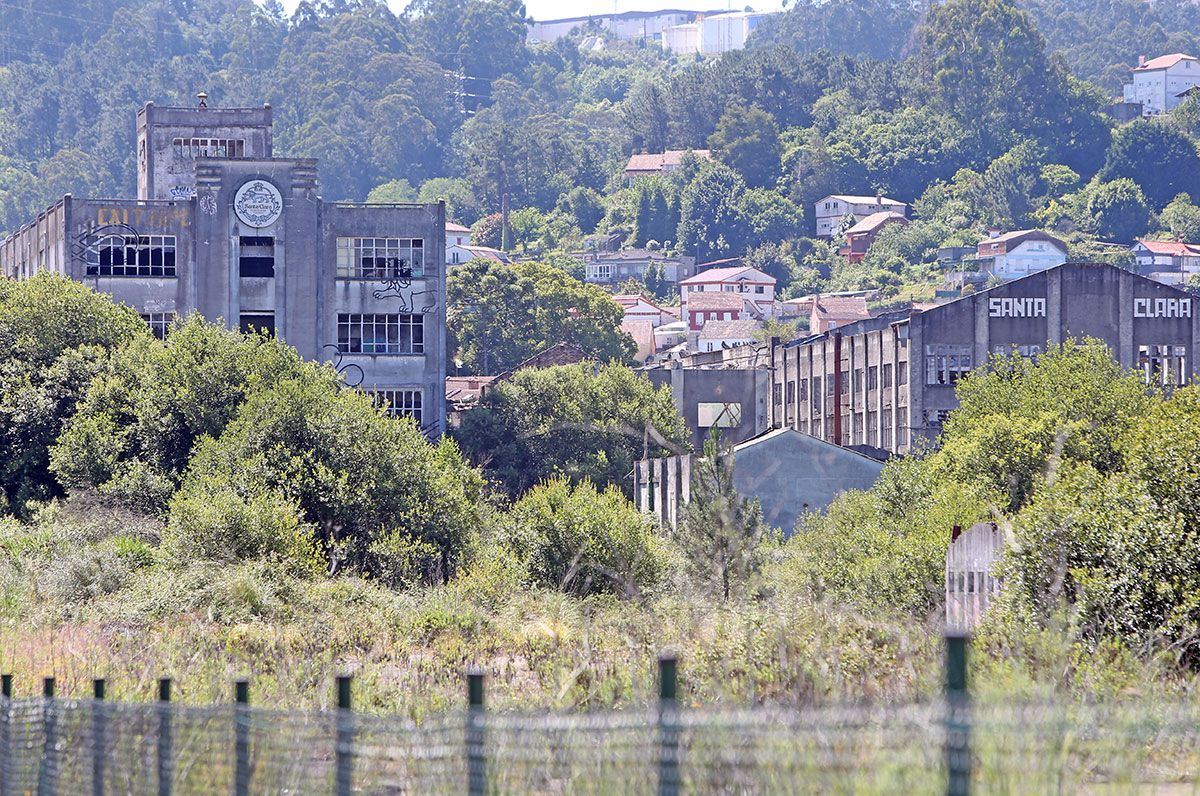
[197, 92, 208, 108]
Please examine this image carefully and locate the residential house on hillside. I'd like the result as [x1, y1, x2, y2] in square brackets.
[814, 194, 907, 238]
[840, 211, 908, 263]
[446, 241, 510, 266]
[679, 264, 776, 325]
[697, 318, 761, 352]
[583, 249, 696, 288]
[623, 150, 712, 183]
[1123, 53, 1200, 115]
[1131, 239, 1200, 285]
[445, 222, 470, 265]
[781, 292, 872, 334]
[683, 292, 759, 331]
[969, 230, 1067, 280]
[613, 294, 674, 326]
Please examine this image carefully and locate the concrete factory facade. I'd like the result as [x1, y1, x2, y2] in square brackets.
[0, 98, 447, 435]
[770, 262, 1200, 455]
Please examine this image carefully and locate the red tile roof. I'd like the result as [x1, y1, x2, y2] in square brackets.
[698, 319, 761, 340]
[844, 211, 907, 237]
[686, 292, 748, 311]
[1135, 238, 1200, 256]
[812, 295, 870, 321]
[624, 149, 712, 173]
[680, 265, 774, 285]
[1134, 53, 1197, 71]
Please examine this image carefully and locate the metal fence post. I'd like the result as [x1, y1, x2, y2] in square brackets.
[158, 678, 172, 796]
[945, 631, 971, 796]
[93, 679, 106, 796]
[466, 670, 486, 796]
[657, 655, 680, 796]
[234, 680, 250, 796]
[38, 677, 56, 796]
[0, 674, 11, 796]
[335, 675, 353, 796]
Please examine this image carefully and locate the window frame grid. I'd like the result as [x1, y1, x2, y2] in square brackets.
[336, 237, 424, 279]
[371, 388, 423, 423]
[85, 234, 177, 277]
[337, 313, 424, 355]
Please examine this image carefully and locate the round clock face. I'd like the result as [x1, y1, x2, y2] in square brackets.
[233, 179, 283, 228]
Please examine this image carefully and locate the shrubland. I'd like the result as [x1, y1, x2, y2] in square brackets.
[3, 277, 1200, 714]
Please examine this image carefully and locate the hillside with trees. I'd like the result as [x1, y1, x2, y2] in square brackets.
[6, 0, 1200, 315]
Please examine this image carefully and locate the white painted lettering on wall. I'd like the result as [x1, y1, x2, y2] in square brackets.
[1134, 297, 1192, 318]
[988, 297, 1046, 318]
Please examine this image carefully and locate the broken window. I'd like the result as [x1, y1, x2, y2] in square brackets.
[172, 138, 246, 158]
[336, 237, 424, 279]
[139, 312, 175, 339]
[239, 313, 275, 337]
[239, 236, 275, 278]
[1138, 344, 1189, 387]
[337, 313, 423, 355]
[85, 235, 176, 277]
[371, 389, 422, 424]
[926, 344, 973, 386]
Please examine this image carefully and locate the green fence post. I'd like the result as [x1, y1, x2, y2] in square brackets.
[945, 632, 971, 796]
[158, 678, 172, 796]
[0, 674, 11, 796]
[335, 676, 353, 796]
[38, 677, 56, 796]
[466, 670, 486, 796]
[234, 680, 249, 796]
[657, 654, 680, 796]
[93, 679, 106, 796]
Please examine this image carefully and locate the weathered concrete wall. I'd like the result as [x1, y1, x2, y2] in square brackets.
[138, 103, 273, 201]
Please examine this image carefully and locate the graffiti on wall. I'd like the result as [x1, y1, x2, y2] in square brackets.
[93, 206, 190, 229]
[322, 343, 365, 387]
[372, 278, 439, 314]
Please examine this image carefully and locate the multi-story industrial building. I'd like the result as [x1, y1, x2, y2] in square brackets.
[0, 97, 447, 434]
[770, 263, 1200, 455]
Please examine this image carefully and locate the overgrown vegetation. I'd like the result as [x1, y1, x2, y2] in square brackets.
[3, 279, 1200, 713]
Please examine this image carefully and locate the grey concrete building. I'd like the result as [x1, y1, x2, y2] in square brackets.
[1, 97, 446, 434]
[642, 344, 771, 450]
[771, 262, 1200, 455]
[634, 428, 884, 533]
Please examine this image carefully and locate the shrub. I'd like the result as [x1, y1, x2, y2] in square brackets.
[503, 477, 665, 598]
[164, 476, 322, 576]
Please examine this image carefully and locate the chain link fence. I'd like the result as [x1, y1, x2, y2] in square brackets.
[1, 644, 1199, 794]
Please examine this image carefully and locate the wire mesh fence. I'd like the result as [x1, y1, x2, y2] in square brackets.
[1, 648, 1200, 794]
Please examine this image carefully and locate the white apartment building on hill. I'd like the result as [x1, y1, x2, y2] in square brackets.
[1123, 53, 1200, 116]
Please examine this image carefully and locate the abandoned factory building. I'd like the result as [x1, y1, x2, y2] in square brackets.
[771, 262, 1200, 455]
[0, 98, 447, 435]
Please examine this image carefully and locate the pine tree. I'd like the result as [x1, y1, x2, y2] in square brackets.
[676, 429, 770, 600]
[634, 186, 653, 247]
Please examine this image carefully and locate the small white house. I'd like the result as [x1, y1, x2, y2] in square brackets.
[613, 294, 673, 327]
[1131, 239, 1200, 285]
[814, 195, 907, 239]
[445, 222, 471, 265]
[697, 318, 761, 352]
[1123, 53, 1200, 116]
[679, 264, 776, 325]
[972, 230, 1067, 280]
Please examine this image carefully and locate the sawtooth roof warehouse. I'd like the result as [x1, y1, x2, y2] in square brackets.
[770, 262, 1200, 456]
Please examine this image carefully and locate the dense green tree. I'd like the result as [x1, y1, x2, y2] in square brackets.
[1086, 178, 1152, 242]
[1098, 120, 1200, 209]
[471, 213, 503, 249]
[447, 260, 635, 374]
[917, 0, 1068, 156]
[51, 315, 313, 513]
[0, 275, 147, 513]
[366, 179, 418, 203]
[622, 80, 670, 155]
[708, 103, 782, 189]
[677, 163, 748, 261]
[418, 177, 485, 226]
[502, 477, 664, 597]
[1158, 193, 1200, 242]
[171, 375, 481, 585]
[454, 362, 688, 497]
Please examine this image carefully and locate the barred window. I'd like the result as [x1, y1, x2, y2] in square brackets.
[85, 235, 176, 277]
[1138, 344, 1189, 387]
[337, 314, 423, 354]
[173, 138, 245, 158]
[140, 312, 175, 339]
[372, 389, 422, 423]
[336, 238, 424, 279]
